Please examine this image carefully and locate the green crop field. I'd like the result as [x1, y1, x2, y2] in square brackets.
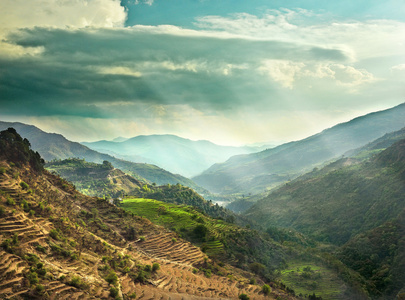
[121, 198, 238, 255]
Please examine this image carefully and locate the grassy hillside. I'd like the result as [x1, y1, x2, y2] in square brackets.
[244, 139, 405, 245]
[193, 103, 405, 195]
[45, 158, 143, 198]
[0, 121, 207, 193]
[0, 127, 300, 300]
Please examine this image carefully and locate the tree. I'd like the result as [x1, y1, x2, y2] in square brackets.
[262, 284, 271, 295]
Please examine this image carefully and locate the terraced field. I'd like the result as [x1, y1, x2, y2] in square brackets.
[0, 160, 296, 300]
[121, 198, 242, 256]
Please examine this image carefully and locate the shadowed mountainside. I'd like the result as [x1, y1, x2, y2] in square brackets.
[193, 103, 405, 195]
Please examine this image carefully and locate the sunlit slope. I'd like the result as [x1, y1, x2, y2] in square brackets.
[0, 121, 206, 192]
[121, 197, 288, 269]
[193, 103, 405, 195]
[244, 138, 405, 245]
[121, 198, 364, 299]
[45, 158, 143, 197]
[83, 134, 266, 177]
[0, 128, 297, 300]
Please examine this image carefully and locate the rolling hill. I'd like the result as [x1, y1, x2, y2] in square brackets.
[193, 103, 405, 195]
[0, 121, 206, 193]
[82, 134, 271, 177]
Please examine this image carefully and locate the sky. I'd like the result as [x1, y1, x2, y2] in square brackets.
[0, 0, 404, 146]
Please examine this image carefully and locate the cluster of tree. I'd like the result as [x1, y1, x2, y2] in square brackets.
[0, 128, 44, 172]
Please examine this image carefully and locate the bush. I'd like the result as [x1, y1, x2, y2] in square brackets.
[262, 284, 271, 295]
[35, 284, 44, 293]
[144, 264, 152, 272]
[152, 263, 160, 272]
[6, 197, 15, 206]
[171, 237, 177, 243]
[49, 229, 60, 240]
[27, 271, 39, 285]
[20, 181, 29, 190]
[109, 286, 119, 298]
[69, 276, 88, 289]
[35, 244, 47, 253]
[139, 236, 146, 242]
[0, 205, 5, 216]
[239, 294, 250, 300]
[105, 271, 118, 286]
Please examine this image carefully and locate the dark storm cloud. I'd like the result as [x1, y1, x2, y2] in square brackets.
[0, 26, 350, 117]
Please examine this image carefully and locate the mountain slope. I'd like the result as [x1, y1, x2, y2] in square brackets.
[45, 158, 143, 198]
[338, 212, 405, 298]
[193, 103, 405, 195]
[0, 128, 298, 300]
[0, 121, 206, 193]
[244, 138, 405, 245]
[82, 134, 269, 177]
[45, 158, 240, 223]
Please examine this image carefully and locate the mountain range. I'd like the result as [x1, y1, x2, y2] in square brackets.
[0, 121, 206, 193]
[82, 135, 271, 177]
[193, 103, 405, 195]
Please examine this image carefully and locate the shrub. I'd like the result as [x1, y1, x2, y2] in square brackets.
[129, 292, 137, 298]
[171, 237, 177, 243]
[239, 294, 250, 300]
[69, 276, 88, 289]
[144, 264, 152, 272]
[12, 233, 19, 245]
[49, 229, 60, 240]
[27, 271, 39, 285]
[0, 167, 6, 174]
[152, 263, 160, 272]
[6, 197, 15, 206]
[20, 181, 29, 190]
[21, 199, 30, 212]
[250, 278, 256, 285]
[35, 244, 47, 253]
[262, 284, 271, 295]
[105, 271, 118, 286]
[110, 286, 119, 298]
[0, 205, 4, 216]
[139, 236, 146, 242]
[35, 284, 44, 293]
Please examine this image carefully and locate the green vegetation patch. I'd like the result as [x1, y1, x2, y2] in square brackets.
[122, 198, 235, 254]
[280, 261, 344, 299]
